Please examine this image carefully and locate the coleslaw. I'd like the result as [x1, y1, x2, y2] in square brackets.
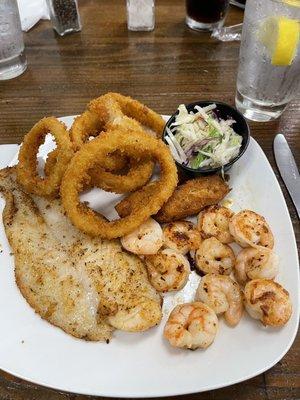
[165, 104, 242, 169]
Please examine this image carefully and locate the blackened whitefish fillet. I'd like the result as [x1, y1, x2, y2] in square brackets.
[0, 168, 162, 341]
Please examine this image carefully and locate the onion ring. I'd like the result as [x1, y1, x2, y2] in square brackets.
[46, 153, 153, 194]
[44, 148, 59, 177]
[70, 109, 127, 174]
[60, 128, 178, 238]
[69, 94, 163, 193]
[84, 93, 163, 193]
[45, 94, 165, 194]
[88, 92, 165, 139]
[17, 117, 74, 198]
[44, 119, 153, 194]
[71, 115, 154, 193]
[70, 110, 105, 151]
[70, 93, 165, 152]
[88, 157, 153, 194]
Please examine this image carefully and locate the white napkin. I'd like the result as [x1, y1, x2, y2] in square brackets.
[17, 0, 50, 32]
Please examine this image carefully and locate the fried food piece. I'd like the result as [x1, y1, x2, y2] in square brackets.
[116, 175, 230, 223]
[46, 93, 164, 195]
[71, 92, 164, 152]
[155, 175, 230, 222]
[70, 109, 107, 151]
[89, 156, 154, 194]
[0, 168, 162, 339]
[45, 144, 153, 195]
[61, 128, 178, 238]
[60, 108, 152, 194]
[89, 92, 165, 139]
[44, 148, 59, 177]
[70, 109, 129, 178]
[69, 92, 167, 193]
[115, 181, 158, 217]
[16, 117, 74, 198]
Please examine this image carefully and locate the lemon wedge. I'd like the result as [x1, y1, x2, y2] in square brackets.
[283, 0, 300, 7]
[259, 16, 299, 66]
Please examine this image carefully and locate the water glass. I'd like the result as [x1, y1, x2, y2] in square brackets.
[236, 0, 300, 121]
[0, 0, 27, 80]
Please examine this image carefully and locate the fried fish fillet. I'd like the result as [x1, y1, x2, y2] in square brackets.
[116, 175, 230, 223]
[0, 168, 162, 341]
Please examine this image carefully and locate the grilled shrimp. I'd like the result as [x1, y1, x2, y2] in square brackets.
[195, 237, 235, 275]
[163, 220, 202, 255]
[121, 218, 163, 255]
[235, 247, 279, 285]
[229, 210, 274, 249]
[196, 274, 243, 326]
[145, 249, 190, 292]
[244, 279, 292, 327]
[163, 302, 218, 349]
[198, 205, 234, 244]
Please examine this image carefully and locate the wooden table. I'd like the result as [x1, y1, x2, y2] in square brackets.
[0, 0, 299, 399]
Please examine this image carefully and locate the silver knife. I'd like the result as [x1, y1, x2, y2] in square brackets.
[274, 133, 300, 219]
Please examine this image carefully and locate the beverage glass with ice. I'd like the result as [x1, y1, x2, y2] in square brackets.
[0, 0, 27, 80]
[236, 0, 300, 121]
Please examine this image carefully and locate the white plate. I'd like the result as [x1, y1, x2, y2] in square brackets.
[0, 115, 299, 397]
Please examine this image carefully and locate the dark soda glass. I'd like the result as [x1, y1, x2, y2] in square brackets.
[185, 0, 230, 31]
[230, 0, 246, 9]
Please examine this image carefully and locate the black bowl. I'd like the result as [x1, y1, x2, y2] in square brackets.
[163, 100, 250, 177]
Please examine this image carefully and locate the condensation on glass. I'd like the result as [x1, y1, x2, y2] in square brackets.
[46, 0, 81, 36]
[0, 0, 27, 80]
[127, 0, 155, 31]
[235, 0, 300, 121]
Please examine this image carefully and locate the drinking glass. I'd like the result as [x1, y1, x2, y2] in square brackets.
[0, 0, 27, 80]
[185, 0, 230, 31]
[230, 0, 246, 9]
[235, 0, 300, 122]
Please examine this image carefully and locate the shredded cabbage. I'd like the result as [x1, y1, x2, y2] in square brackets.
[166, 104, 242, 169]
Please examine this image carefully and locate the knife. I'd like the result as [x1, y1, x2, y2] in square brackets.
[274, 133, 300, 219]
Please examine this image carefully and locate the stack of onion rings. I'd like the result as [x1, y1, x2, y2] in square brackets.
[67, 93, 166, 193]
[17, 117, 74, 198]
[85, 93, 164, 193]
[41, 93, 162, 194]
[16, 94, 177, 239]
[60, 127, 178, 239]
